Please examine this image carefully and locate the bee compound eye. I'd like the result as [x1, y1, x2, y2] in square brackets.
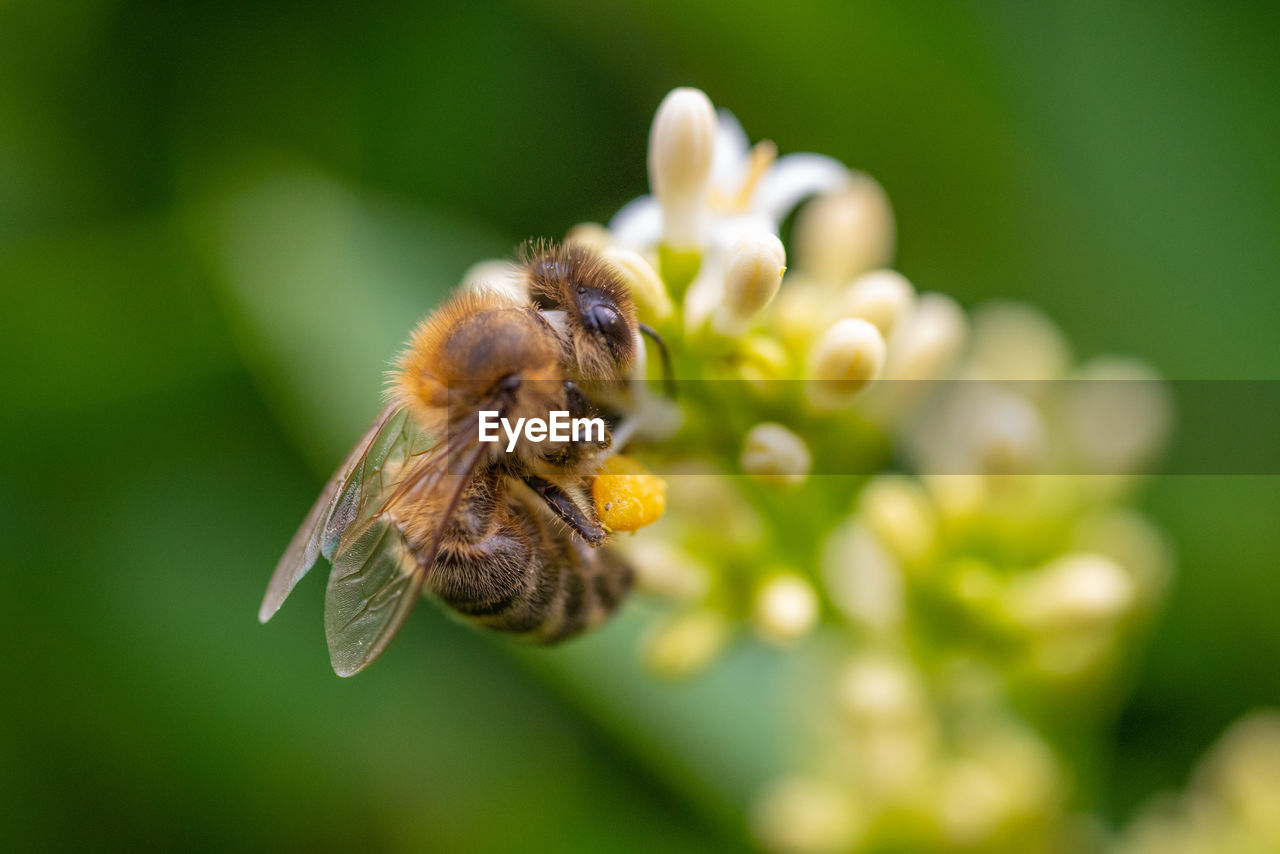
[589, 304, 620, 331]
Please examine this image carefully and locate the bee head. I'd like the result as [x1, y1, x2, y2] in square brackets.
[524, 241, 638, 380]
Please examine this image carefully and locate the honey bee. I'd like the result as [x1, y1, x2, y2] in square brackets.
[259, 242, 658, 676]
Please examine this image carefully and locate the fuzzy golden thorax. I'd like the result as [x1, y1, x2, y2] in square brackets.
[392, 291, 565, 465]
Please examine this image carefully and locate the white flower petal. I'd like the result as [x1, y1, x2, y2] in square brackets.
[708, 212, 777, 256]
[608, 195, 662, 250]
[754, 153, 851, 223]
[712, 108, 752, 194]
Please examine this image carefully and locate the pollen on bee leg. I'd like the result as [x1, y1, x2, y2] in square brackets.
[592, 455, 667, 532]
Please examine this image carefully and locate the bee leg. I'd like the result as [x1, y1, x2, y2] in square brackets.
[521, 473, 605, 547]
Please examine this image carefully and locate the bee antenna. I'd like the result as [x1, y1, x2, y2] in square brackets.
[638, 323, 676, 399]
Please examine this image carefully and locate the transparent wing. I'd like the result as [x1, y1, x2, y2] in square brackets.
[324, 424, 486, 677]
[323, 515, 425, 677]
[258, 404, 425, 623]
[320, 407, 429, 558]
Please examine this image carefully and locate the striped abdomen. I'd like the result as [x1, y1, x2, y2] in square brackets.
[422, 475, 632, 642]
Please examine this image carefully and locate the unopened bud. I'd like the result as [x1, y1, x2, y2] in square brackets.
[821, 521, 904, 634]
[741, 422, 811, 487]
[860, 293, 968, 425]
[883, 292, 968, 381]
[564, 222, 613, 251]
[753, 777, 862, 854]
[970, 387, 1046, 475]
[461, 259, 526, 301]
[837, 269, 915, 337]
[602, 246, 673, 322]
[1202, 713, 1280, 829]
[969, 301, 1071, 382]
[622, 539, 710, 601]
[793, 173, 895, 286]
[805, 318, 886, 409]
[858, 475, 938, 569]
[643, 608, 728, 677]
[754, 573, 819, 642]
[1072, 509, 1173, 605]
[648, 87, 717, 249]
[837, 654, 925, 724]
[714, 231, 786, 333]
[1062, 357, 1170, 475]
[1008, 553, 1135, 633]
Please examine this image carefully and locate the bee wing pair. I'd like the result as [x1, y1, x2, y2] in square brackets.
[259, 405, 487, 676]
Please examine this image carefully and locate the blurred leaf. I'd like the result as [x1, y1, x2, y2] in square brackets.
[187, 160, 509, 468]
[0, 218, 237, 426]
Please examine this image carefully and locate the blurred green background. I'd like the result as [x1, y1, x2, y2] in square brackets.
[3, 0, 1279, 850]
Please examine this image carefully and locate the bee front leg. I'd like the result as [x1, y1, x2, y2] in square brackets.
[521, 474, 605, 546]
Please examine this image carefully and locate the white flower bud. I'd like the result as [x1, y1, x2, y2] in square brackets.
[564, 221, 613, 251]
[858, 293, 968, 425]
[821, 521, 904, 634]
[882, 292, 968, 381]
[938, 727, 1060, 845]
[741, 422, 811, 487]
[753, 777, 862, 854]
[805, 317, 886, 409]
[793, 173, 895, 286]
[621, 539, 710, 601]
[937, 760, 1015, 844]
[968, 301, 1071, 382]
[754, 573, 819, 642]
[921, 473, 987, 521]
[1201, 713, 1280, 829]
[642, 608, 728, 677]
[836, 269, 915, 337]
[462, 259, 527, 302]
[601, 246, 673, 322]
[1062, 356, 1171, 475]
[1072, 509, 1173, 605]
[648, 87, 717, 249]
[713, 231, 786, 334]
[968, 386, 1046, 475]
[857, 475, 938, 570]
[837, 654, 925, 724]
[1008, 553, 1136, 633]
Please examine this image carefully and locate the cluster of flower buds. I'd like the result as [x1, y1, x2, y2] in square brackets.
[1117, 713, 1280, 854]
[554, 87, 1178, 853]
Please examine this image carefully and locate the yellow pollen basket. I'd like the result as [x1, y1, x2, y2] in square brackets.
[593, 455, 667, 533]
